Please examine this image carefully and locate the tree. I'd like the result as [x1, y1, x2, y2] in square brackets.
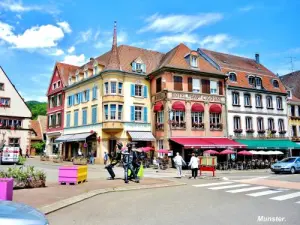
[26, 101, 47, 120]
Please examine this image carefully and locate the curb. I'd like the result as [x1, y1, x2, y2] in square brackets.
[39, 182, 186, 215]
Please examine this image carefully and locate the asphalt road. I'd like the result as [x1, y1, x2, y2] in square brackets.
[47, 178, 300, 225]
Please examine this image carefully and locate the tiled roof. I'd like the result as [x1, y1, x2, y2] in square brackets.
[37, 115, 47, 135]
[202, 49, 287, 93]
[30, 120, 43, 140]
[105, 22, 121, 70]
[281, 70, 300, 99]
[56, 62, 79, 86]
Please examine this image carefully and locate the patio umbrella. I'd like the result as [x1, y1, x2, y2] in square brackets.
[249, 150, 259, 155]
[257, 150, 268, 155]
[219, 149, 235, 155]
[140, 147, 153, 152]
[237, 150, 253, 156]
[157, 149, 169, 154]
[203, 150, 219, 155]
[274, 151, 284, 155]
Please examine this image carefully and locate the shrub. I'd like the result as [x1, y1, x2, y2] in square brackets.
[31, 141, 45, 155]
[17, 156, 26, 165]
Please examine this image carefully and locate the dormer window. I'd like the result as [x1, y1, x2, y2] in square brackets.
[84, 70, 88, 79]
[255, 77, 262, 89]
[273, 80, 279, 88]
[191, 55, 198, 67]
[287, 91, 292, 99]
[132, 58, 146, 73]
[75, 74, 79, 82]
[68, 76, 72, 85]
[229, 72, 237, 82]
[93, 66, 98, 75]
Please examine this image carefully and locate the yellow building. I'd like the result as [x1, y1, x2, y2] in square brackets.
[59, 22, 156, 163]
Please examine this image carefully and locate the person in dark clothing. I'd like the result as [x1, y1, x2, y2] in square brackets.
[122, 142, 139, 184]
[105, 143, 122, 180]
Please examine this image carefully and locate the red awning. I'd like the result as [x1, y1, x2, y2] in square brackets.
[172, 101, 185, 111]
[209, 104, 222, 113]
[170, 138, 246, 149]
[154, 102, 164, 112]
[191, 103, 204, 112]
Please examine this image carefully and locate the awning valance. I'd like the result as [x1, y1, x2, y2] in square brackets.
[154, 102, 164, 112]
[191, 103, 204, 112]
[209, 104, 222, 113]
[66, 132, 94, 142]
[128, 131, 155, 141]
[236, 139, 300, 150]
[171, 138, 245, 149]
[54, 135, 73, 143]
[172, 101, 185, 111]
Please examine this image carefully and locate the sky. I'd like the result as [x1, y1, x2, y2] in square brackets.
[0, 0, 299, 102]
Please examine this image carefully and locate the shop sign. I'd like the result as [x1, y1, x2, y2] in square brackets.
[171, 92, 224, 103]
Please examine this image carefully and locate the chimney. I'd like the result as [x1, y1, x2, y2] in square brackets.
[255, 53, 260, 64]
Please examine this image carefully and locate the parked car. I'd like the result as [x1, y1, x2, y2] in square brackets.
[0, 201, 49, 225]
[271, 157, 300, 174]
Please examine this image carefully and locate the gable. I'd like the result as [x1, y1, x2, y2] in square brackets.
[0, 66, 32, 118]
[47, 65, 63, 96]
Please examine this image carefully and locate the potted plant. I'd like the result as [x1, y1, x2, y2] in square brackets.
[246, 129, 255, 133]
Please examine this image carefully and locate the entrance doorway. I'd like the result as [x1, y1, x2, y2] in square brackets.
[109, 139, 117, 154]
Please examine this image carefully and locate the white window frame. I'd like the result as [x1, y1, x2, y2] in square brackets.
[229, 72, 237, 82]
[210, 80, 218, 95]
[68, 77, 72, 85]
[192, 78, 200, 93]
[268, 118, 275, 130]
[256, 95, 262, 107]
[266, 96, 273, 109]
[233, 116, 241, 130]
[75, 74, 79, 82]
[276, 97, 283, 109]
[84, 70, 88, 79]
[111, 81, 117, 94]
[257, 118, 264, 131]
[232, 92, 240, 106]
[191, 112, 203, 124]
[134, 106, 143, 122]
[135, 84, 143, 97]
[190, 55, 198, 67]
[156, 111, 164, 123]
[278, 119, 285, 132]
[93, 66, 98, 75]
[209, 113, 221, 125]
[244, 93, 251, 107]
[245, 117, 253, 130]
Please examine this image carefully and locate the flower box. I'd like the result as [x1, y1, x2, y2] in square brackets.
[279, 130, 287, 134]
[234, 129, 243, 133]
[246, 129, 255, 133]
[59, 166, 87, 185]
[257, 130, 266, 134]
[0, 178, 13, 201]
[270, 130, 277, 134]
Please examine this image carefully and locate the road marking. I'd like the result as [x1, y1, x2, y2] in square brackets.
[192, 182, 233, 187]
[270, 192, 300, 201]
[247, 190, 284, 197]
[226, 186, 268, 193]
[209, 184, 250, 190]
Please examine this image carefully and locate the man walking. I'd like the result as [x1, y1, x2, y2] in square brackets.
[173, 152, 186, 178]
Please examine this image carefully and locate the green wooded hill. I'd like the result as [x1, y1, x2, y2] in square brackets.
[26, 101, 47, 119]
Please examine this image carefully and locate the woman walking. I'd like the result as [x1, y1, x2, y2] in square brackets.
[189, 153, 199, 179]
[173, 152, 186, 178]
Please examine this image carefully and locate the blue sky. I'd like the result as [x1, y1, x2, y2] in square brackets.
[0, 0, 299, 102]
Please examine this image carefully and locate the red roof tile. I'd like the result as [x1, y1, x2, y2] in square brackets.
[30, 120, 43, 140]
[56, 62, 79, 86]
[281, 70, 300, 99]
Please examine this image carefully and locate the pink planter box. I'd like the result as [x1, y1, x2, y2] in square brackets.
[58, 166, 87, 185]
[0, 178, 13, 201]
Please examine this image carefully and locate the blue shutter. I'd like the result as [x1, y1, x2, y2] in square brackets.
[131, 84, 135, 97]
[82, 109, 86, 125]
[71, 95, 74, 106]
[66, 113, 70, 127]
[92, 107, 97, 124]
[143, 107, 148, 123]
[92, 86, 97, 99]
[132, 62, 136, 71]
[131, 106, 135, 121]
[67, 96, 70, 107]
[74, 111, 78, 126]
[143, 86, 148, 98]
[87, 89, 90, 101]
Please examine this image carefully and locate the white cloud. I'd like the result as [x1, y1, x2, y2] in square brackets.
[76, 29, 93, 44]
[63, 54, 86, 66]
[67, 46, 75, 53]
[50, 49, 64, 56]
[155, 33, 199, 48]
[239, 5, 255, 12]
[199, 34, 238, 52]
[139, 13, 223, 33]
[16, 14, 22, 19]
[57, 21, 72, 33]
[0, 21, 65, 49]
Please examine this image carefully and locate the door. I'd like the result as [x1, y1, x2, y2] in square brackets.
[109, 139, 117, 154]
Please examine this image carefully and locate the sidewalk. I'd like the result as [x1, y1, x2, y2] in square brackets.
[13, 177, 184, 214]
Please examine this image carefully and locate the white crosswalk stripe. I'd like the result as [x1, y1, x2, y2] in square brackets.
[227, 186, 268, 193]
[209, 184, 250, 190]
[247, 190, 284, 197]
[192, 182, 233, 187]
[270, 192, 300, 201]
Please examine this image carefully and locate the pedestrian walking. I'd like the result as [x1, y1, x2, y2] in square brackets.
[188, 153, 199, 179]
[25, 147, 30, 158]
[89, 151, 95, 164]
[173, 152, 186, 178]
[104, 152, 108, 165]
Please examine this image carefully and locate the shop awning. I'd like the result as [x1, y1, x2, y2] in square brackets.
[236, 139, 300, 150]
[191, 103, 204, 112]
[128, 131, 155, 141]
[54, 134, 73, 143]
[172, 101, 185, 111]
[170, 138, 245, 149]
[66, 132, 94, 142]
[154, 102, 164, 112]
[209, 104, 222, 113]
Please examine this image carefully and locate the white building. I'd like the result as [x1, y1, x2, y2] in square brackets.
[0, 66, 32, 154]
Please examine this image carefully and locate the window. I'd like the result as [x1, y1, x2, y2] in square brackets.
[75, 93, 80, 104]
[9, 138, 20, 147]
[66, 113, 71, 128]
[135, 84, 142, 97]
[93, 66, 98, 75]
[57, 94, 62, 106]
[0, 83, 4, 91]
[67, 96, 72, 107]
[232, 92, 240, 106]
[248, 76, 255, 86]
[104, 82, 109, 94]
[74, 110, 79, 126]
[276, 97, 283, 109]
[268, 118, 275, 131]
[111, 81, 117, 94]
[156, 78, 162, 93]
[174, 76, 183, 91]
[92, 86, 98, 100]
[287, 91, 292, 99]
[84, 71, 88, 79]
[75, 74, 79, 82]
[278, 119, 285, 132]
[104, 105, 108, 120]
[266, 96, 273, 109]
[291, 105, 296, 116]
[110, 104, 116, 120]
[273, 80, 279, 88]
[191, 112, 203, 126]
[82, 90, 90, 102]
[210, 80, 217, 94]
[156, 111, 164, 124]
[255, 95, 262, 108]
[82, 108, 87, 125]
[210, 113, 221, 126]
[229, 73, 237, 82]
[245, 117, 253, 130]
[53, 83, 57, 90]
[118, 105, 123, 120]
[92, 106, 97, 124]
[257, 117, 264, 131]
[170, 111, 185, 128]
[201, 79, 210, 94]
[56, 113, 61, 126]
[49, 114, 56, 127]
[68, 77, 72, 85]
[233, 116, 241, 130]
[57, 81, 61, 88]
[292, 125, 297, 137]
[118, 83, 123, 94]
[157, 140, 164, 150]
[255, 77, 262, 89]
[134, 106, 142, 121]
[298, 106, 300, 117]
[192, 78, 200, 93]
[136, 63, 142, 72]
[244, 93, 251, 107]
[191, 55, 198, 67]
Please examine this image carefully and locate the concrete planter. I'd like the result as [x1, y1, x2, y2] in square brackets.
[0, 178, 13, 201]
[59, 166, 87, 185]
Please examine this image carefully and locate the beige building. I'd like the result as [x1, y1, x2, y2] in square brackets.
[0, 66, 32, 154]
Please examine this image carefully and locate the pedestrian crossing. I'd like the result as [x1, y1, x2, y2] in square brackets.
[192, 181, 300, 204]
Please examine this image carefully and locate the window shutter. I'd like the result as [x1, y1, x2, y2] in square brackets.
[141, 64, 146, 73]
[87, 89, 90, 101]
[71, 95, 74, 106]
[92, 107, 97, 124]
[67, 114, 70, 127]
[132, 62, 136, 72]
[131, 84, 135, 97]
[201, 80, 208, 93]
[143, 86, 148, 98]
[218, 81, 223, 95]
[188, 77, 193, 92]
[130, 106, 135, 121]
[144, 107, 148, 122]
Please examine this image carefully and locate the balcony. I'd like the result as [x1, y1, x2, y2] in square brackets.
[102, 95, 124, 103]
[102, 121, 124, 132]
